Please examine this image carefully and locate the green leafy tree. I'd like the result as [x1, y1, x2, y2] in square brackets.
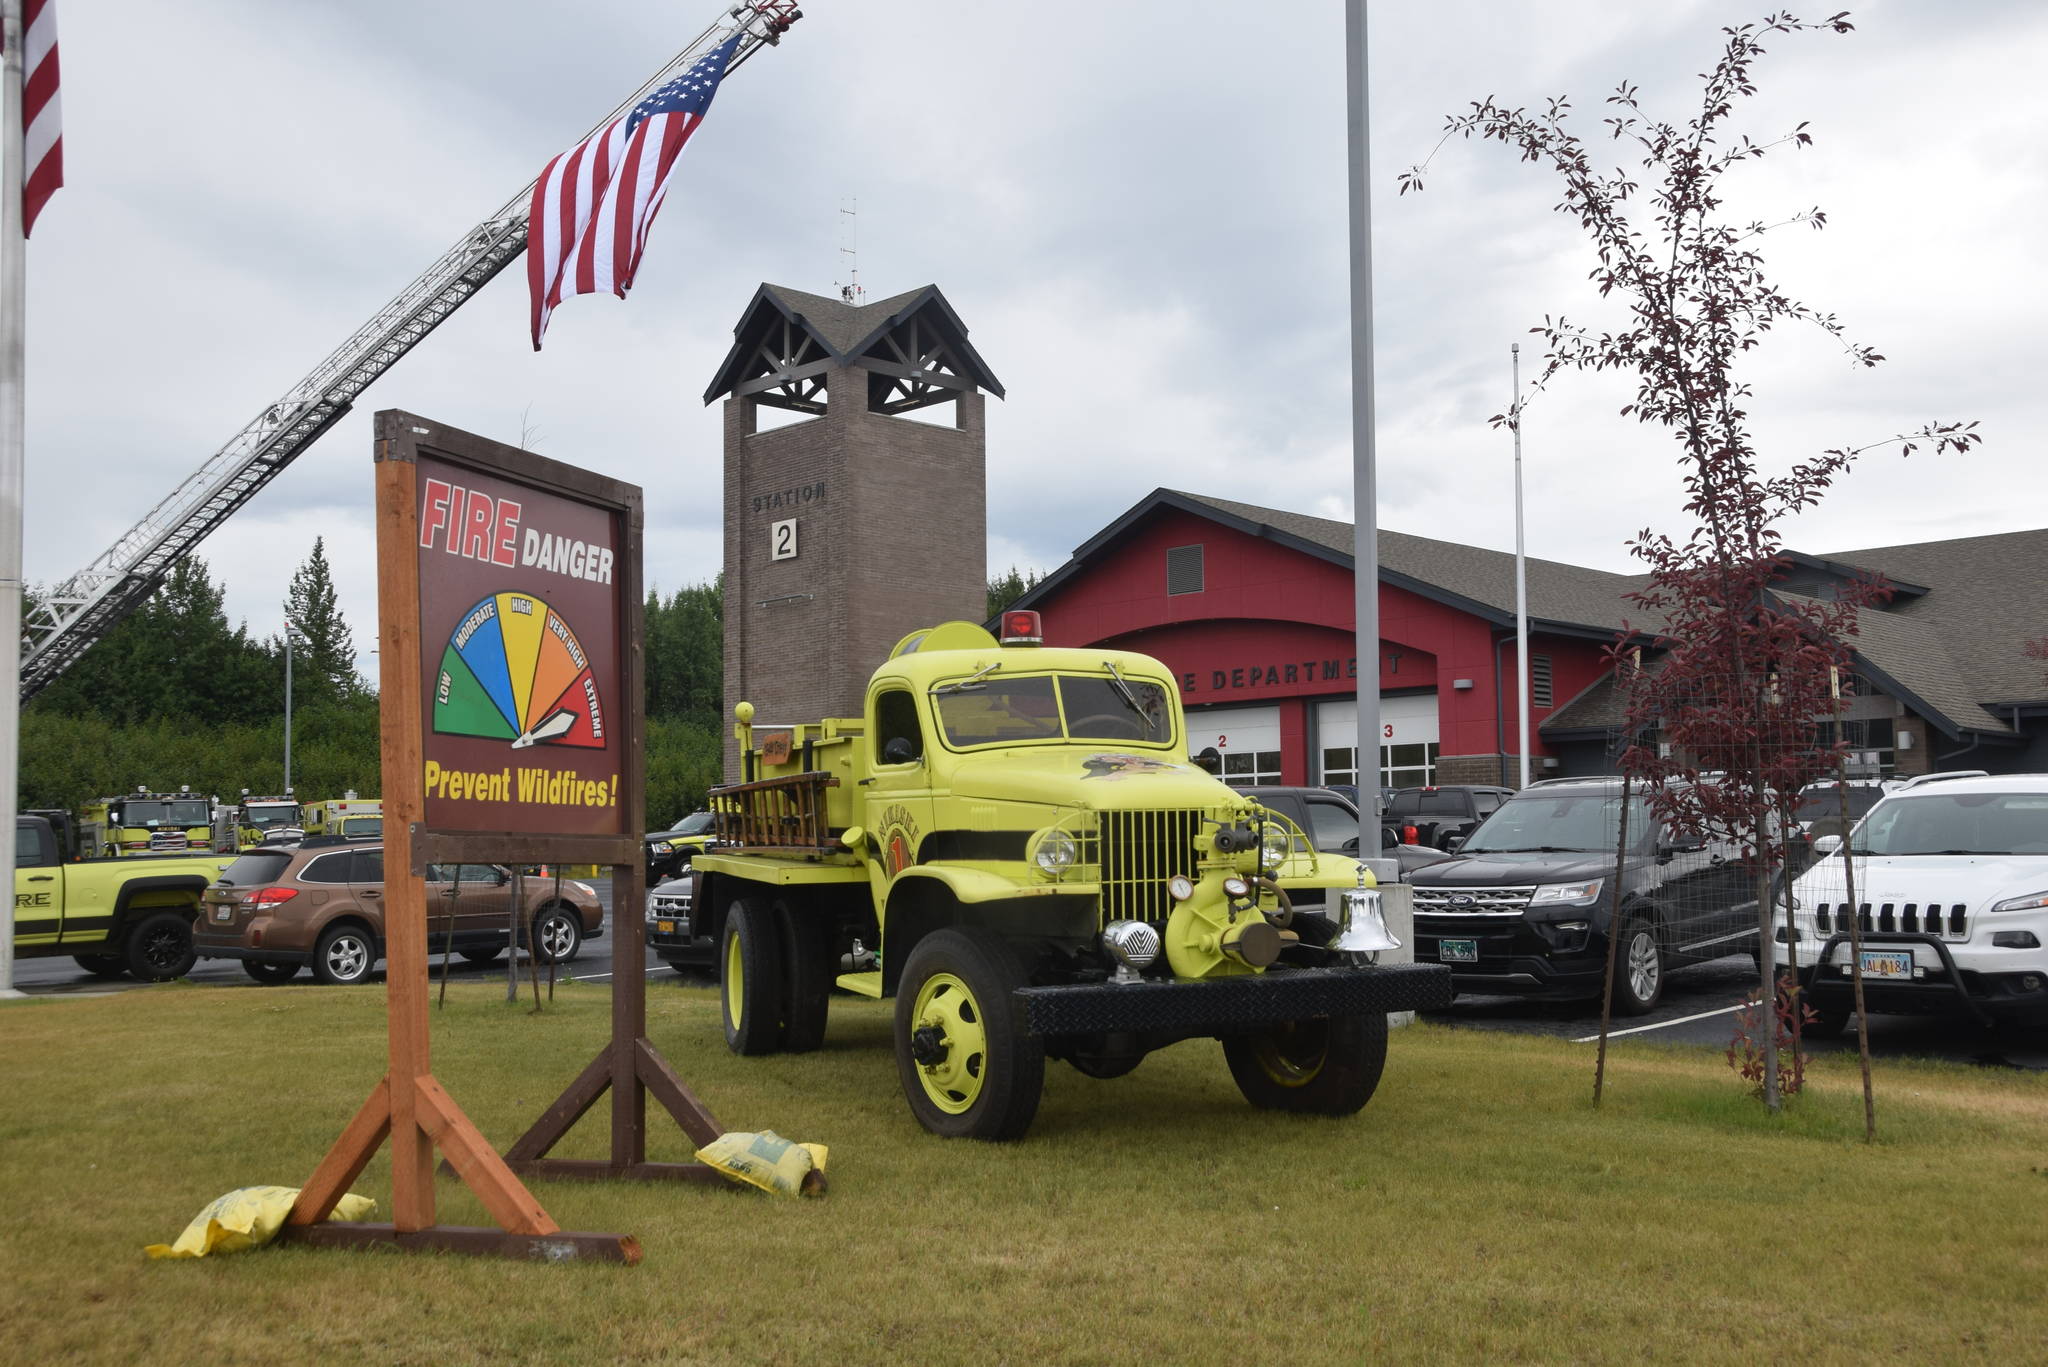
[985, 566, 1042, 620]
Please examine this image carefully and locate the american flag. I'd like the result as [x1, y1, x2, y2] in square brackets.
[15, 0, 61, 236]
[526, 35, 740, 350]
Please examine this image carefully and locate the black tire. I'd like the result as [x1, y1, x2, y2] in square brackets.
[72, 954, 127, 979]
[531, 905, 583, 965]
[242, 959, 300, 985]
[1803, 1002, 1852, 1039]
[1222, 1010, 1388, 1115]
[123, 910, 197, 982]
[1609, 915, 1664, 1015]
[458, 946, 503, 965]
[777, 898, 834, 1053]
[312, 923, 377, 986]
[892, 928, 1044, 1141]
[720, 898, 786, 1055]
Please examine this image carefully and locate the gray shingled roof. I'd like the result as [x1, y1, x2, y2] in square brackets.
[756, 283, 932, 355]
[1820, 528, 2048, 707]
[704, 282, 1006, 403]
[1783, 590, 2013, 736]
[1172, 491, 1659, 636]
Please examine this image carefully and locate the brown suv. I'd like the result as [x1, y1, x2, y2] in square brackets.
[193, 843, 604, 986]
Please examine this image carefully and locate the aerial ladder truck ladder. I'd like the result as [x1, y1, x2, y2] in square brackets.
[17, 1, 803, 701]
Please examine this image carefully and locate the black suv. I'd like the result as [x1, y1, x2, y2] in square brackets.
[1242, 786, 1449, 881]
[1409, 778, 1768, 1012]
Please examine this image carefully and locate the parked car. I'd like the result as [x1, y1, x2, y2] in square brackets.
[646, 872, 712, 970]
[1242, 785, 1449, 882]
[1386, 785, 1515, 851]
[1409, 777, 1773, 1013]
[193, 844, 604, 986]
[1776, 772, 2048, 1033]
[1792, 778, 1898, 846]
[644, 811, 716, 883]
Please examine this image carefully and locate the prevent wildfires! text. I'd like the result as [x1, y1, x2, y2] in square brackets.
[423, 760, 619, 808]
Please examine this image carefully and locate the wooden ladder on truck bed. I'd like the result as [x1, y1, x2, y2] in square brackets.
[708, 770, 843, 855]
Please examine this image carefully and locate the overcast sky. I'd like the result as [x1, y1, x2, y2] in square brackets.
[23, 0, 2046, 672]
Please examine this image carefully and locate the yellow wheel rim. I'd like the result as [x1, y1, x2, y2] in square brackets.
[911, 971, 988, 1114]
[724, 926, 744, 1031]
[1252, 1020, 1329, 1089]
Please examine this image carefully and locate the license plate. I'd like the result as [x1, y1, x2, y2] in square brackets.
[656, 920, 675, 934]
[1439, 937, 1478, 963]
[213, 905, 232, 922]
[1859, 949, 1914, 979]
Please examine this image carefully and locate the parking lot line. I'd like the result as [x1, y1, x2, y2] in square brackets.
[1571, 1002, 1745, 1043]
[577, 967, 668, 981]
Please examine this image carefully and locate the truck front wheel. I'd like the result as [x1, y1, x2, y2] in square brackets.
[893, 928, 1044, 1141]
[1222, 1012, 1387, 1116]
[123, 910, 197, 982]
[720, 898, 786, 1055]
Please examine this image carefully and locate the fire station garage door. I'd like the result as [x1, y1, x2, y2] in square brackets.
[1186, 705, 1281, 788]
[1317, 694, 1440, 788]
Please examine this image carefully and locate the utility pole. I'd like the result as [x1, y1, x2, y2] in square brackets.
[0, 0, 30, 999]
[1513, 343, 1530, 789]
[283, 624, 294, 794]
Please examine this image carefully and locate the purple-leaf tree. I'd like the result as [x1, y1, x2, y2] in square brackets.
[1403, 10, 1980, 1111]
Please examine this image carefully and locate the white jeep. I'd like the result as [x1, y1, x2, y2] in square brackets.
[1775, 773, 2048, 1033]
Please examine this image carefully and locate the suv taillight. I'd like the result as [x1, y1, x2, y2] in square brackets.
[247, 887, 299, 912]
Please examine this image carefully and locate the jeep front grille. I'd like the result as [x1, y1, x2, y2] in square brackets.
[1093, 809, 1203, 926]
[1812, 901, 1967, 940]
[1413, 886, 1534, 917]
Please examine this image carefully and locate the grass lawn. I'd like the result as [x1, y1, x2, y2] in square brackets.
[1, 978, 2043, 1365]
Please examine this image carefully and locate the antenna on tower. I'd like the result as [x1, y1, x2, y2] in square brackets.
[836, 197, 864, 305]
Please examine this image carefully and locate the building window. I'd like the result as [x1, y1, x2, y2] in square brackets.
[1222, 748, 1282, 788]
[1321, 742, 1441, 791]
[1817, 717, 1895, 778]
[1166, 544, 1204, 596]
[1532, 655, 1553, 708]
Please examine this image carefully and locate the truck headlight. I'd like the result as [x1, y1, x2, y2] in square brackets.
[1101, 919, 1161, 970]
[1260, 826, 1290, 874]
[1032, 829, 1078, 878]
[1531, 879, 1603, 906]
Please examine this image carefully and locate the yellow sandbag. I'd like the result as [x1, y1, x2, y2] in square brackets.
[144, 1185, 376, 1260]
[694, 1131, 828, 1197]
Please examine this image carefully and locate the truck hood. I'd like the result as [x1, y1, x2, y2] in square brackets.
[946, 748, 1241, 811]
[1793, 853, 2048, 911]
[1410, 851, 1637, 887]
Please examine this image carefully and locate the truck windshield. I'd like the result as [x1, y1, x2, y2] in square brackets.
[1850, 792, 2048, 856]
[342, 816, 382, 838]
[246, 804, 299, 829]
[119, 800, 210, 827]
[1460, 793, 1654, 855]
[932, 673, 1174, 748]
[671, 811, 715, 837]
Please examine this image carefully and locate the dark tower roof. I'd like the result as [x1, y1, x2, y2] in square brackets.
[704, 283, 1005, 414]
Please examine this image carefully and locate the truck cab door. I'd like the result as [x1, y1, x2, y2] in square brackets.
[14, 820, 62, 948]
[864, 681, 936, 884]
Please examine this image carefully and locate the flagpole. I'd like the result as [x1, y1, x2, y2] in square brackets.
[1345, 0, 1382, 841]
[1, 0, 30, 999]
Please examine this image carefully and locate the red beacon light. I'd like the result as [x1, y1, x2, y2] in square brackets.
[999, 610, 1043, 646]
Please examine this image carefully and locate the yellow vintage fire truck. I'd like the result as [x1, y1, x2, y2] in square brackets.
[692, 614, 1450, 1140]
[79, 788, 218, 858]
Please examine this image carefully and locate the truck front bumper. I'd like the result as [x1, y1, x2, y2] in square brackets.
[1013, 963, 1452, 1037]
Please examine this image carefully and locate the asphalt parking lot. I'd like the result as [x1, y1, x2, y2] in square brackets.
[1425, 952, 2048, 1072]
[14, 898, 2042, 1072]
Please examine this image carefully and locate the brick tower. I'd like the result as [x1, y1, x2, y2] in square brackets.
[705, 284, 1004, 775]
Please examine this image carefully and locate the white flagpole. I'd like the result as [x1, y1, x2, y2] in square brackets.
[1, 0, 30, 999]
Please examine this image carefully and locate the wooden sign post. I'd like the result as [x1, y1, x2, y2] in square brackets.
[282, 411, 730, 1264]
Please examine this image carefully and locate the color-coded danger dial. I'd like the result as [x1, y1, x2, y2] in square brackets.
[432, 592, 605, 749]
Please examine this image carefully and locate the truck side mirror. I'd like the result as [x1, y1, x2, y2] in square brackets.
[882, 736, 920, 766]
[1812, 834, 1842, 856]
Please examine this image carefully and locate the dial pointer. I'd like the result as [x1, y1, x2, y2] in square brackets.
[511, 708, 577, 749]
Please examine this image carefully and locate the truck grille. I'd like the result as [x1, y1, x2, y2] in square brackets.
[1093, 809, 1203, 926]
[1412, 886, 1534, 917]
[1811, 901, 1967, 940]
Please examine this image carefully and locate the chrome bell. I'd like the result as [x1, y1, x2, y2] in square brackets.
[1332, 888, 1400, 955]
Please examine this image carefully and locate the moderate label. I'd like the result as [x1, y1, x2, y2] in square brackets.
[417, 454, 625, 836]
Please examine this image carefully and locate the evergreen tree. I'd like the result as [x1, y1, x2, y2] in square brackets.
[986, 566, 1042, 620]
[284, 537, 358, 705]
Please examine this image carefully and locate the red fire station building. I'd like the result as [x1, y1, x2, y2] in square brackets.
[1008, 488, 2048, 790]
